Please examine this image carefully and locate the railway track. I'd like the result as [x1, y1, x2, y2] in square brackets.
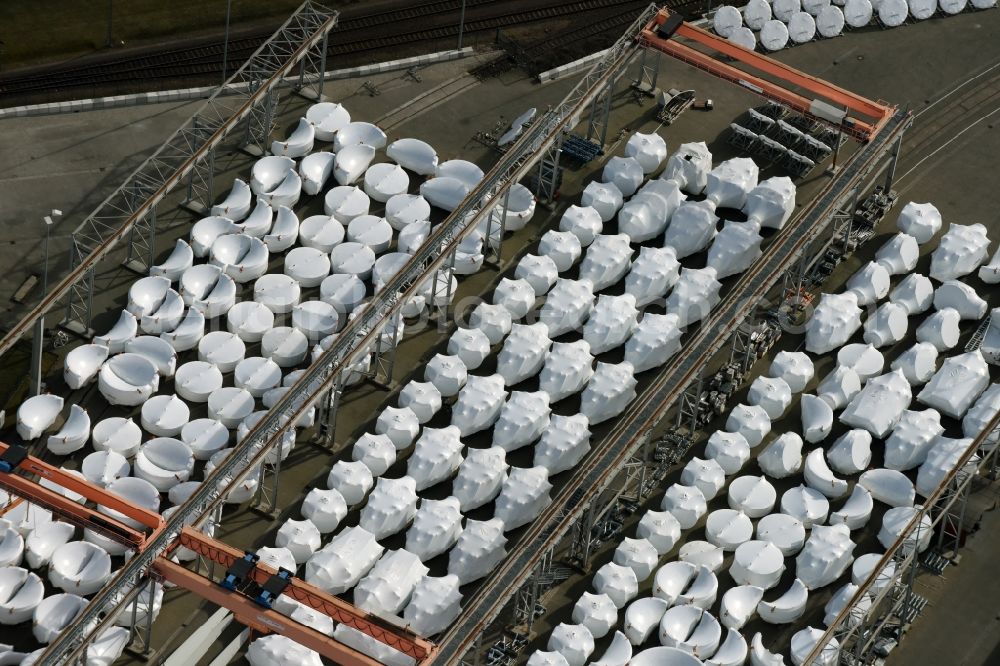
[0, 0, 686, 98]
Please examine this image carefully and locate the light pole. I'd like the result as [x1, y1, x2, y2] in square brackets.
[457, 0, 466, 49]
[106, 0, 114, 48]
[222, 0, 232, 87]
[31, 209, 62, 396]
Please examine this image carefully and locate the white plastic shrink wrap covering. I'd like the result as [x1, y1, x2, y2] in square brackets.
[602, 156, 644, 197]
[448, 518, 507, 584]
[305, 526, 383, 594]
[663, 483, 708, 529]
[917, 435, 976, 498]
[730, 541, 785, 589]
[495, 466, 553, 530]
[963, 384, 1000, 446]
[891, 342, 938, 386]
[781, 485, 829, 528]
[299, 152, 334, 196]
[333, 626, 416, 666]
[534, 413, 592, 475]
[666, 267, 722, 328]
[875, 233, 919, 275]
[662, 141, 712, 194]
[625, 313, 683, 373]
[494, 391, 551, 452]
[540, 279, 595, 337]
[917, 350, 989, 418]
[879, 506, 932, 554]
[387, 138, 438, 175]
[863, 302, 909, 347]
[275, 518, 321, 564]
[572, 591, 619, 639]
[625, 131, 667, 173]
[885, 408, 944, 471]
[895, 201, 941, 243]
[804, 447, 848, 498]
[933, 280, 988, 320]
[930, 223, 991, 281]
[579, 234, 633, 292]
[452, 374, 508, 437]
[707, 221, 764, 279]
[728, 475, 776, 518]
[405, 497, 463, 563]
[757, 432, 803, 479]
[449, 327, 491, 371]
[584, 294, 638, 354]
[493, 277, 538, 320]
[469, 302, 513, 346]
[326, 460, 374, 506]
[539, 340, 595, 401]
[538, 231, 583, 273]
[613, 537, 659, 582]
[744, 176, 796, 230]
[408, 426, 465, 491]
[916, 307, 962, 351]
[548, 623, 595, 666]
[301, 488, 347, 534]
[714, 5, 743, 37]
[805, 292, 863, 354]
[359, 476, 419, 539]
[840, 369, 912, 438]
[726, 404, 771, 447]
[353, 549, 429, 616]
[756, 580, 809, 625]
[247, 635, 322, 666]
[682, 457, 726, 500]
[706, 430, 751, 475]
[859, 468, 914, 507]
[420, 176, 469, 212]
[376, 406, 420, 451]
[594, 561, 639, 609]
[769, 351, 814, 393]
[324, 185, 370, 224]
[403, 574, 463, 636]
[65, 343, 110, 389]
[705, 157, 759, 209]
[497, 323, 552, 386]
[212, 178, 253, 221]
[452, 446, 508, 512]
[305, 101, 350, 141]
[790, 627, 840, 666]
[562, 203, 606, 244]
[756, 513, 806, 556]
[637, 509, 682, 555]
[515, 254, 559, 297]
[744, 0, 773, 28]
[796, 523, 856, 590]
[979, 245, 1000, 283]
[828, 430, 873, 475]
[828, 484, 874, 530]
[846, 261, 891, 306]
[16, 394, 63, 441]
[581, 362, 638, 425]
[705, 509, 753, 551]
[527, 651, 570, 666]
[748, 376, 793, 419]
[625, 246, 680, 307]
[664, 201, 718, 259]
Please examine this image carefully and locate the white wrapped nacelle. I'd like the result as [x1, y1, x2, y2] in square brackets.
[448, 518, 507, 584]
[840, 369, 912, 438]
[707, 221, 763, 279]
[805, 292, 863, 354]
[930, 223, 991, 281]
[743, 176, 796, 229]
[795, 524, 855, 590]
[705, 157, 759, 209]
[452, 447, 508, 512]
[451, 374, 508, 437]
[664, 201, 718, 259]
[666, 267, 722, 328]
[580, 362, 637, 425]
[625, 312, 683, 373]
[495, 466, 553, 530]
[353, 549, 429, 616]
[662, 141, 712, 194]
[534, 413, 591, 476]
[917, 351, 989, 419]
[626, 246, 679, 307]
[304, 527, 383, 594]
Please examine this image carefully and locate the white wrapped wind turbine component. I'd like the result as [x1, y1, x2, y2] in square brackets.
[895, 202, 942, 244]
[161, 307, 205, 353]
[979, 245, 1000, 283]
[653, 561, 699, 605]
[503, 183, 537, 232]
[386, 137, 438, 175]
[664, 201, 718, 259]
[846, 261, 891, 306]
[408, 427, 464, 491]
[453, 447, 508, 512]
[404, 574, 462, 637]
[878, 0, 908, 24]
[660, 605, 721, 657]
[837, 343, 883, 384]
[613, 538, 660, 582]
[626, 246, 679, 306]
[197, 331, 246, 372]
[448, 518, 507, 584]
[150, 238, 194, 283]
[680, 541, 724, 573]
[548, 624, 595, 666]
[572, 592, 619, 639]
[579, 234, 633, 292]
[174, 361, 223, 403]
[352, 432, 397, 477]
[140, 395, 188, 438]
[618, 199, 662, 243]
[292, 301, 341, 342]
[398, 380, 442, 424]
[527, 652, 571, 666]
[859, 468, 915, 508]
[828, 430, 873, 475]
[934, 280, 988, 320]
[731, 541, 785, 589]
[918, 351, 989, 418]
[760, 19, 790, 50]
[271, 117, 315, 158]
[769, 351, 814, 393]
[591, 630, 632, 666]
[638, 178, 683, 220]
[781, 485, 830, 529]
[252, 273, 300, 316]
[863, 302, 908, 348]
[452, 374, 507, 436]
[930, 223, 991, 281]
[748, 376, 793, 419]
[299, 151, 335, 197]
[405, 497, 463, 561]
[942, 0, 970, 10]
[707, 222, 764, 279]
[360, 477, 419, 540]
[493, 277, 537, 320]
[376, 406, 420, 452]
[301, 488, 347, 534]
[363, 162, 409, 203]
[758, 432, 803, 479]
[421, 177, 470, 212]
[334, 121, 387, 151]
[453, 235, 483, 276]
[227, 301, 275, 344]
[324, 185, 370, 223]
[984, 311, 1000, 365]
[127, 275, 172, 317]
[879, 506, 932, 554]
[385, 193, 430, 231]
[0, 566, 44, 625]
[829, 484, 874, 530]
[540, 279, 595, 337]
[497, 324, 551, 387]
[436, 159, 483, 188]
[534, 414, 591, 475]
[320, 274, 366, 315]
[891, 342, 938, 386]
[731, 28, 758, 51]
[306, 101, 349, 141]
[495, 466, 552, 530]
[917, 435, 976, 498]
[304, 527, 383, 594]
[15, 394, 63, 441]
[706, 430, 751, 475]
[581, 361, 637, 425]
[706, 509, 754, 551]
[48, 541, 111, 596]
[347, 215, 393, 254]
[134, 437, 195, 492]
[354, 549, 429, 616]
[538, 230, 582, 273]
[94, 310, 137, 353]
[469, 302, 512, 345]
[425, 354, 468, 398]
[796, 523, 856, 590]
[728, 476, 776, 518]
[98, 353, 159, 407]
[909, 0, 937, 18]
[744, 0, 773, 28]
[720, 585, 765, 631]
[662, 141, 712, 194]
[515, 254, 559, 297]
[209, 234, 270, 284]
[624, 597, 668, 644]
[636, 509, 681, 555]
[580, 184, 622, 225]
[213, 178, 252, 221]
[875, 233, 919, 275]
[726, 404, 771, 447]
[237, 190, 275, 236]
[790, 628, 839, 666]
[298, 215, 344, 253]
[916, 307, 961, 351]
[248, 635, 322, 666]
[65, 344, 110, 389]
[681, 457, 727, 500]
[326, 460, 374, 506]
[662, 484, 709, 529]
[33, 594, 89, 645]
[92, 417, 142, 458]
[804, 447, 848, 498]
[602, 156, 644, 197]
[774, 0, 803, 19]
[805, 292, 863, 354]
[787, 11, 817, 43]
[584, 294, 638, 354]
[841, 370, 911, 437]
[190, 216, 237, 258]
[757, 580, 809, 625]
[626, 313, 683, 373]
[885, 409, 944, 471]
[713, 6, 742, 37]
[706, 158, 759, 210]
[757, 513, 806, 556]
[666, 267, 722, 327]
[539, 340, 595, 401]
[625, 131, 668, 174]
[964, 384, 1000, 445]
[817, 4, 846, 35]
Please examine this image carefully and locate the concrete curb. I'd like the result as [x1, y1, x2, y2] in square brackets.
[0, 47, 475, 120]
[537, 48, 610, 84]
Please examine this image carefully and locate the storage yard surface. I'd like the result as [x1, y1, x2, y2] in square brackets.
[1, 8, 1000, 665]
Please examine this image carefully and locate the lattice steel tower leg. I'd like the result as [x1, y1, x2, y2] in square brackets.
[632, 47, 660, 94]
[586, 79, 615, 147]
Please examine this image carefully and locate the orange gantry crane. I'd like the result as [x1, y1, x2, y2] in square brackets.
[0, 442, 436, 665]
[639, 9, 895, 142]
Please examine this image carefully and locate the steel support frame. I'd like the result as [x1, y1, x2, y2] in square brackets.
[631, 46, 660, 94]
[586, 79, 616, 147]
[534, 134, 563, 204]
[125, 575, 159, 659]
[0, 2, 339, 346]
[483, 190, 511, 265]
[313, 374, 343, 449]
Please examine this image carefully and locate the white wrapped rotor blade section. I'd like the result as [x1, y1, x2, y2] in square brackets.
[387, 137, 438, 175]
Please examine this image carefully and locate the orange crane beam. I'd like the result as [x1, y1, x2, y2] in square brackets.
[175, 527, 438, 663]
[0, 442, 164, 549]
[639, 9, 895, 142]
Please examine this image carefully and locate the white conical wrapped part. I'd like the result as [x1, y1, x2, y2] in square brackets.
[664, 202, 718, 259]
[728, 476, 776, 518]
[780, 485, 830, 527]
[580, 362, 637, 425]
[890, 342, 938, 386]
[829, 430, 875, 478]
[493, 276, 539, 320]
[747, 376, 793, 419]
[744, 0, 773, 28]
[930, 223, 991, 281]
[769, 351, 814, 393]
[534, 413, 591, 476]
[805, 292, 862, 354]
[707, 221, 763, 279]
[493, 391, 551, 452]
[538, 230, 582, 273]
[548, 623, 595, 666]
[878, 506, 932, 554]
[744, 177, 796, 230]
[448, 518, 507, 584]
[626, 246, 680, 307]
[661, 141, 711, 194]
[731, 541, 785, 589]
[625, 312, 683, 373]
[705, 430, 751, 475]
[726, 404, 771, 447]
[637, 509, 682, 554]
[662, 483, 708, 529]
[572, 591, 619, 639]
[497, 323, 551, 386]
[580, 184, 621, 225]
[359, 476, 419, 540]
[918, 351, 990, 419]
[875, 233, 919, 275]
[584, 294, 638, 354]
[527, 651, 571, 666]
[963, 384, 1000, 445]
[804, 448, 848, 498]
[863, 302, 908, 348]
[494, 466, 553, 530]
[933, 280, 989, 320]
[405, 497, 464, 561]
[680, 541, 725, 572]
[579, 234, 633, 292]
[353, 549, 429, 616]
[407, 426, 464, 491]
[844, 0, 873, 26]
[706, 509, 754, 551]
[846, 261, 891, 306]
[795, 524, 856, 590]
[888, 273, 933, 316]
[403, 574, 463, 636]
[540, 278, 595, 337]
[916, 307, 961, 351]
[452, 446, 508, 511]
[539, 340, 594, 401]
[757, 432, 803, 479]
[451, 373, 508, 437]
[885, 409, 944, 471]
[859, 468, 915, 507]
[840, 370, 912, 438]
[602, 156, 644, 197]
[680, 457, 727, 500]
[666, 267, 722, 328]
[625, 131, 668, 173]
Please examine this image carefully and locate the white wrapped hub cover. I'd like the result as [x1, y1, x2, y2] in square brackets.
[452, 374, 507, 437]
[707, 221, 763, 279]
[581, 362, 637, 425]
[425, 354, 468, 398]
[805, 292, 863, 354]
[897, 201, 942, 244]
[493, 277, 537, 320]
[354, 549, 429, 616]
[516, 254, 559, 297]
[637, 510, 682, 555]
[573, 592, 619, 639]
[538, 230, 582, 274]
[584, 294, 638, 354]
[930, 223, 991, 281]
[885, 409, 943, 471]
[879, 506, 932, 554]
[796, 524, 855, 590]
[276, 518, 321, 564]
[403, 574, 462, 636]
[728, 475, 776, 518]
[448, 518, 507, 584]
[398, 380, 442, 424]
[579, 234, 633, 292]
[408, 426, 464, 491]
[706, 157, 759, 209]
[326, 460, 374, 507]
[495, 466, 553, 530]
[626, 313, 683, 373]
[662, 141, 711, 194]
[681, 457, 726, 500]
[540, 340, 594, 401]
[846, 261, 891, 306]
[540, 278, 595, 337]
[549, 623, 595, 666]
[666, 267, 722, 328]
[452, 446, 508, 512]
[916, 307, 961, 351]
[890, 273, 934, 315]
[596, 563, 639, 610]
[613, 538, 659, 582]
[360, 476, 419, 540]
[405, 497, 463, 562]
[731, 541, 785, 589]
[449, 327, 491, 371]
[301, 488, 347, 534]
[875, 233, 919, 275]
[664, 202, 718, 259]
[626, 246, 680, 306]
[353, 433, 396, 476]
[534, 413, 591, 475]
[859, 468, 914, 508]
[744, 176, 796, 229]
[748, 376, 792, 419]
[561, 203, 605, 244]
[603, 156, 644, 197]
[706, 430, 751, 475]
[497, 323, 551, 386]
[376, 406, 420, 451]
[758, 432, 803, 479]
[917, 435, 975, 498]
[840, 369, 912, 438]
[469, 302, 513, 346]
[726, 404, 771, 447]
[494, 391, 550, 451]
[781, 485, 830, 528]
[625, 131, 667, 173]
[662, 483, 708, 529]
[891, 342, 938, 387]
[769, 351, 814, 393]
[934, 280, 988, 320]
[918, 351, 989, 418]
[247, 635, 321, 666]
[964, 384, 1000, 445]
